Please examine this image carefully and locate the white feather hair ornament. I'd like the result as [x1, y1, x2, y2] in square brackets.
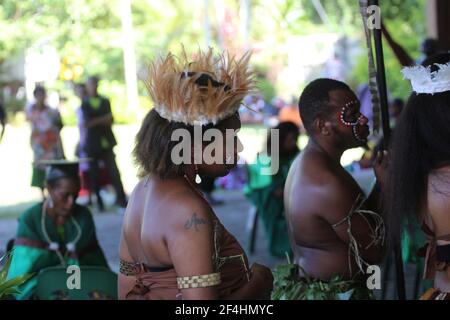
[401, 63, 450, 95]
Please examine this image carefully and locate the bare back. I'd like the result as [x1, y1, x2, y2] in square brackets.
[125, 177, 212, 264]
[118, 175, 268, 300]
[284, 148, 383, 281]
[118, 176, 216, 298]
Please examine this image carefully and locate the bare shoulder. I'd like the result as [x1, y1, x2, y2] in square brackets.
[286, 154, 357, 229]
[120, 178, 154, 258]
[163, 186, 217, 275]
[305, 165, 359, 224]
[125, 177, 149, 208]
[122, 178, 147, 225]
[162, 186, 215, 239]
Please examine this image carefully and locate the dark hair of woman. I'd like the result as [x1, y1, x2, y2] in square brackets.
[45, 163, 81, 189]
[134, 109, 239, 180]
[47, 175, 80, 190]
[266, 121, 300, 158]
[386, 52, 450, 245]
[134, 71, 237, 179]
[33, 85, 46, 97]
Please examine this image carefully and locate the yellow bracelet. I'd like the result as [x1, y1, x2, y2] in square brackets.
[177, 272, 221, 289]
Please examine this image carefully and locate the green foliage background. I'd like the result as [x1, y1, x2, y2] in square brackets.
[0, 0, 426, 124]
[350, 0, 426, 99]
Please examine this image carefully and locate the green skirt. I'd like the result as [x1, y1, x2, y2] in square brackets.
[271, 262, 374, 300]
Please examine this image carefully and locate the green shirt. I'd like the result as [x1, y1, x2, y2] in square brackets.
[89, 97, 110, 149]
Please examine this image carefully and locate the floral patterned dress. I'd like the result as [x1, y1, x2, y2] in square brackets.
[27, 104, 65, 188]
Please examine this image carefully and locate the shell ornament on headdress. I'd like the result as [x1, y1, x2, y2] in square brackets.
[402, 63, 450, 95]
[144, 47, 255, 126]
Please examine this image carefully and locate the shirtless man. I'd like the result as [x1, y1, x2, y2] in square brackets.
[284, 78, 387, 283]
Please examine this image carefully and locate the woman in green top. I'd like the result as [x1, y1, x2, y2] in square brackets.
[7, 160, 109, 299]
[246, 122, 300, 257]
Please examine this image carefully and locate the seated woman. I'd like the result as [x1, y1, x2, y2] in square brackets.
[7, 160, 109, 300]
[245, 121, 299, 257]
[118, 48, 273, 300]
[388, 52, 450, 300]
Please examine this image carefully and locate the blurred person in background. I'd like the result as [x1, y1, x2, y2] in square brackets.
[279, 96, 302, 130]
[389, 97, 404, 128]
[74, 83, 91, 201]
[0, 99, 6, 142]
[382, 21, 440, 67]
[27, 85, 65, 198]
[245, 121, 300, 257]
[80, 76, 127, 210]
[74, 83, 111, 207]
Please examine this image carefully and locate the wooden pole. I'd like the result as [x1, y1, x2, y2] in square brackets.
[371, 0, 406, 300]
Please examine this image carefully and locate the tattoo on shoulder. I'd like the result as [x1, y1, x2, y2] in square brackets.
[184, 213, 208, 232]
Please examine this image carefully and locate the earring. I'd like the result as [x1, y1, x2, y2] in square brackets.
[195, 165, 202, 184]
[48, 196, 54, 209]
[225, 152, 233, 164]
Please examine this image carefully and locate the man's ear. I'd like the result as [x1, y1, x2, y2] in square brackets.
[313, 118, 331, 136]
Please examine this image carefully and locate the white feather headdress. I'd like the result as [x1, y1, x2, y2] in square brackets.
[144, 47, 255, 125]
[401, 63, 450, 94]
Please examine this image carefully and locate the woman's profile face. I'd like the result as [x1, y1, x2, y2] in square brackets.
[199, 113, 243, 178]
[47, 177, 80, 218]
[34, 90, 46, 105]
[282, 132, 299, 154]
